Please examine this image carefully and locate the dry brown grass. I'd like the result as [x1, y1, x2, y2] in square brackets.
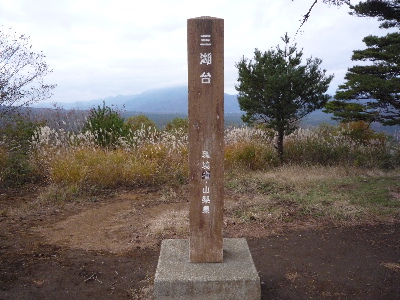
[224, 165, 400, 230]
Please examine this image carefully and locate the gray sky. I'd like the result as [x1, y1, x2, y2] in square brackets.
[0, 0, 393, 102]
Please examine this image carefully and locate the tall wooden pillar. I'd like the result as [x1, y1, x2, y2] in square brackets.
[187, 17, 224, 263]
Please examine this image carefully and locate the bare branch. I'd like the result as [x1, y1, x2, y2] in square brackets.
[294, 0, 351, 35]
[296, 0, 318, 36]
[0, 26, 56, 117]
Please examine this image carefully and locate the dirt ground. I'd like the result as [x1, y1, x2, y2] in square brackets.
[1, 187, 399, 300]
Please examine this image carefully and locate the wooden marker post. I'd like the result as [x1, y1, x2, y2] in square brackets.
[187, 17, 224, 263]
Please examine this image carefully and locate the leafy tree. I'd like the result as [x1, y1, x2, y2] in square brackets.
[125, 114, 157, 132]
[83, 102, 126, 147]
[164, 117, 188, 132]
[324, 32, 400, 126]
[235, 34, 333, 163]
[0, 27, 56, 117]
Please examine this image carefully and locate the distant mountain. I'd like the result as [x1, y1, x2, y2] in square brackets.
[31, 87, 399, 134]
[302, 109, 338, 127]
[124, 86, 187, 113]
[34, 86, 242, 114]
[124, 86, 241, 113]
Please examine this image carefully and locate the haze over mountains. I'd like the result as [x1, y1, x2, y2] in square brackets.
[32, 86, 399, 134]
[36, 86, 242, 114]
[33, 85, 335, 126]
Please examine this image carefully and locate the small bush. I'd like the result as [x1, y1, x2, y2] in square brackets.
[164, 117, 188, 133]
[125, 115, 157, 132]
[0, 115, 44, 187]
[83, 102, 127, 148]
[339, 121, 386, 145]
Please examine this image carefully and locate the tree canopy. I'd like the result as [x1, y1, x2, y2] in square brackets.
[235, 34, 333, 162]
[350, 0, 400, 28]
[125, 114, 157, 132]
[164, 117, 188, 132]
[0, 27, 56, 117]
[296, 0, 399, 32]
[324, 32, 400, 126]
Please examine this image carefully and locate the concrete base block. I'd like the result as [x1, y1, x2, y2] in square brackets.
[154, 238, 261, 300]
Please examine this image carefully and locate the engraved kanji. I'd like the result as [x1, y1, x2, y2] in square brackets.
[202, 161, 210, 170]
[202, 195, 211, 204]
[202, 186, 210, 194]
[200, 72, 211, 84]
[200, 53, 212, 65]
[202, 151, 210, 158]
[201, 170, 211, 179]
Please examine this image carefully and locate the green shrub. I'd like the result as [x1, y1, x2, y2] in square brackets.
[0, 115, 44, 187]
[83, 102, 127, 148]
[125, 115, 157, 132]
[164, 117, 188, 133]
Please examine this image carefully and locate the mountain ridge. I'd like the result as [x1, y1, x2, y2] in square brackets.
[35, 86, 242, 113]
[31, 86, 399, 135]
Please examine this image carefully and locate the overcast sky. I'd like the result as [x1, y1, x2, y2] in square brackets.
[0, 0, 394, 103]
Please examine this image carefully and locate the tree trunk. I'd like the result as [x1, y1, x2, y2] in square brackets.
[276, 129, 284, 164]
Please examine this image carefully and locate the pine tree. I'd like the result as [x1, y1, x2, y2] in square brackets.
[296, 0, 399, 31]
[325, 32, 400, 126]
[350, 0, 400, 29]
[235, 34, 333, 163]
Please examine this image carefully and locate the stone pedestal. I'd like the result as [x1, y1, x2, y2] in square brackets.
[154, 238, 261, 300]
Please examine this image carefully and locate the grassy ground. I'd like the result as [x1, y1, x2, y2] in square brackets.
[7, 165, 398, 236]
[1, 165, 399, 300]
[224, 166, 400, 231]
[5, 166, 400, 231]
